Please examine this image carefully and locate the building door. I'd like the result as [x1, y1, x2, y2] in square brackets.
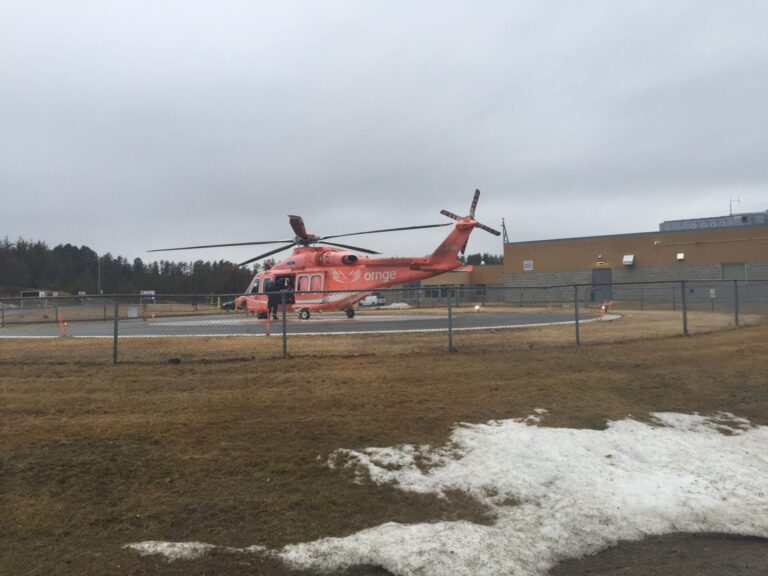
[592, 268, 613, 302]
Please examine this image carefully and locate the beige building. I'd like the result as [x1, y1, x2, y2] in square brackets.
[421, 264, 504, 287]
[421, 211, 768, 303]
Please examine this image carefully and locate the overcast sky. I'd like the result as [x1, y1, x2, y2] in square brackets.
[2, 1, 767, 264]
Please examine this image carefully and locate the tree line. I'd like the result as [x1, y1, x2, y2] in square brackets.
[464, 252, 503, 265]
[0, 237, 503, 296]
[0, 238, 258, 296]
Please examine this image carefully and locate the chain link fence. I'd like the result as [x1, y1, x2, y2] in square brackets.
[1, 280, 766, 364]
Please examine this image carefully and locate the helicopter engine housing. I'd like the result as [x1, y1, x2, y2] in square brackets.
[317, 252, 358, 266]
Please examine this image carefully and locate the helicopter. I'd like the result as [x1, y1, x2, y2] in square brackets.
[149, 189, 500, 319]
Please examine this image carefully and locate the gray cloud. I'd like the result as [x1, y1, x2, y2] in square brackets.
[2, 1, 767, 264]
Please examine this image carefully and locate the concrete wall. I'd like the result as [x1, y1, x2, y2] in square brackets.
[504, 265, 768, 307]
[506, 262, 768, 288]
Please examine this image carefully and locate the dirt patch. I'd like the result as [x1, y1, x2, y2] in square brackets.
[1, 324, 767, 575]
[551, 533, 768, 576]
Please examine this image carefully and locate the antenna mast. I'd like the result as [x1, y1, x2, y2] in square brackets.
[729, 196, 741, 216]
[501, 218, 509, 244]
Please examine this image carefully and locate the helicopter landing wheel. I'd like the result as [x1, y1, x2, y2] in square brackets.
[299, 308, 311, 320]
[345, 308, 355, 319]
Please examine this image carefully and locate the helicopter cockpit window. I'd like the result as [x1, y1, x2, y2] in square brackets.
[250, 279, 260, 294]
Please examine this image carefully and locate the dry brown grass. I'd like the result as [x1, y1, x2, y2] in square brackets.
[0, 320, 767, 575]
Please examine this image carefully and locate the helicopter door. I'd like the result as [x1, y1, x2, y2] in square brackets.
[274, 274, 296, 304]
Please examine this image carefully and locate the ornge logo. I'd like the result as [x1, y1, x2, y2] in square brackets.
[330, 270, 346, 283]
[330, 270, 362, 284]
[364, 270, 397, 282]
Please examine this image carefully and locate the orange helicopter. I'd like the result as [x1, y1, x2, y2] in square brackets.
[150, 189, 500, 319]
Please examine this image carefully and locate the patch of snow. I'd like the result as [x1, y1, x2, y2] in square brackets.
[280, 412, 768, 575]
[124, 541, 266, 561]
[124, 541, 216, 561]
[124, 412, 768, 575]
[381, 302, 411, 309]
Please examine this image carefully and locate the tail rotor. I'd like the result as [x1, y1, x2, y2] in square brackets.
[469, 188, 480, 219]
[440, 189, 501, 255]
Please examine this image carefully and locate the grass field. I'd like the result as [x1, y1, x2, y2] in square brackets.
[1, 317, 767, 575]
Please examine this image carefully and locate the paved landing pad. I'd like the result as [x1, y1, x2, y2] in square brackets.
[0, 309, 607, 338]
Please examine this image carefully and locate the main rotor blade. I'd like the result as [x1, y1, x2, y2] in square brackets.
[320, 222, 451, 241]
[288, 215, 308, 239]
[476, 222, 501, 236]
[318, 241, 380, 255]
[148, 239, 293, 252]
[440, 209, 463, 221]
[237, 243, 296, 267]
[469, 189, 480, 218]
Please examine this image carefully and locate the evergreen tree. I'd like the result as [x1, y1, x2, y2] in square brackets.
[0, 237, 260, 295]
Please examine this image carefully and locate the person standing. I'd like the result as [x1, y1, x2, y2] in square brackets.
[266, 278, 280, 320]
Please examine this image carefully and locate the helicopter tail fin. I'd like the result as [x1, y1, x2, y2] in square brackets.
[426, 190, 501, 269]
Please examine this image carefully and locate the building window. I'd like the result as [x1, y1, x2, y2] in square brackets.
[425, 285, 452, 298]
[721, 262, 746, 281]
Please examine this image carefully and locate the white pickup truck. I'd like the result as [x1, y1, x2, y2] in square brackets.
[359, 293, 385, 306]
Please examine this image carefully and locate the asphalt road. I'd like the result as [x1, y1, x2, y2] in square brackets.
[0, 309, 600, 338]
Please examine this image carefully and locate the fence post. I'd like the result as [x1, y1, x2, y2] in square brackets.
[640, 287, 644, 311]
[447, 288, 454, 352]
[281, 291, 288, 358]
[573, 284, 580, 345]
[1, 308, 4, 328]
[113, 299, 119, 364]
[681, 280, 688, 336]
[672, 285, 676, 311]
[103, 304, 107, 322]
[734, 280, 740, 327]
